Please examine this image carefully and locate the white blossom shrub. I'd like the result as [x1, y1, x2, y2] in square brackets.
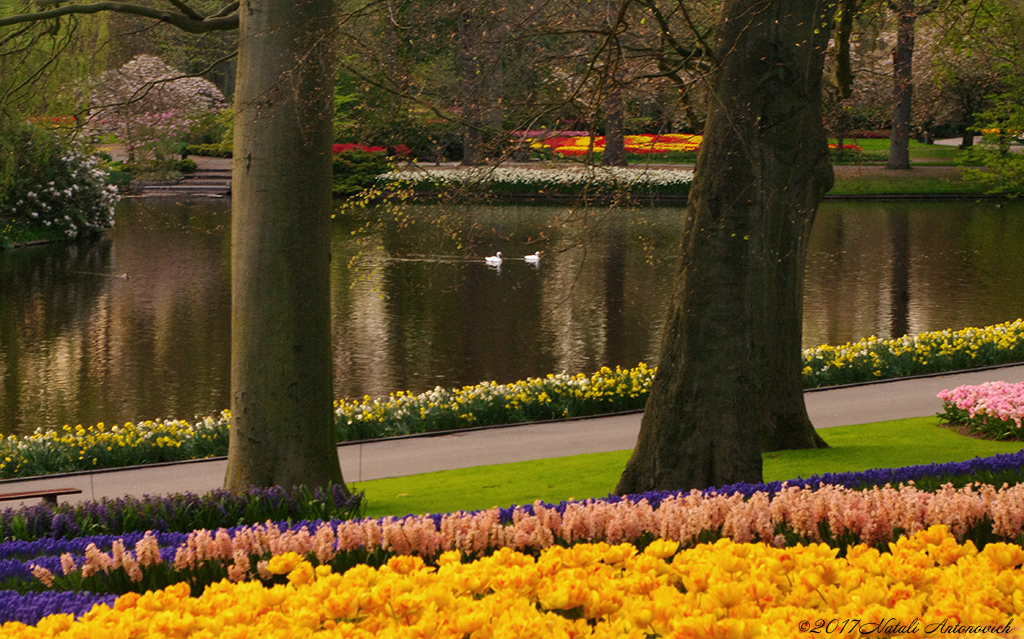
[1, 120, 120, 246]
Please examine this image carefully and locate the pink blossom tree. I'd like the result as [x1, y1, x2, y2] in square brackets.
[87, 54, 225, 163]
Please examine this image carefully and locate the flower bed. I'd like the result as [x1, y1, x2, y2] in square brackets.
[0, 484, 362, 543]
[527, 133, 703, 157]
[4, 448, 1024, 628]
[5, 527, 1024, 638]
[828, 143, 863, 151]
[939, 381, 1024, 440]
[6, 450, 1024, 600]
[802, 319, 1024, 387]
[378, 165, 695, 197]
[333, 142, 410, 157]
[5, 320, 1024, 479]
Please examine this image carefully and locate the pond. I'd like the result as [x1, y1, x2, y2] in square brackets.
[1, 197, 1023, 437]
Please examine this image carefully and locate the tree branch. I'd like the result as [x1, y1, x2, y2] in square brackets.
[0, 2, 238, 33]
[165, 0, 205, 22]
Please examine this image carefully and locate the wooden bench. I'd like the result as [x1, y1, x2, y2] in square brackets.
[0, 488, 83, 506]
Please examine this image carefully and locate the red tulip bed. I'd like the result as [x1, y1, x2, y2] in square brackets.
[524, 132, 703, 162]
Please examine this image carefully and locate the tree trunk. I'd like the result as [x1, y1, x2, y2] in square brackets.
[601, 82, 627, 167]
[887, 5, 916, 170]
[615, 0, 834, 495]
[224, 0, 348, 493]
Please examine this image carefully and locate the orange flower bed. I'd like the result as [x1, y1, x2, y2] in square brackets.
[531, 133, 702, 157]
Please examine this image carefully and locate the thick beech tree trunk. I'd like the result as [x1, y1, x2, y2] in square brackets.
[616, 0, 833, 495]
[224, 0, 348, 493]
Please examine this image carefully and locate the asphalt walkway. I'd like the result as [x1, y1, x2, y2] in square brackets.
[3, 364, 1024, 507]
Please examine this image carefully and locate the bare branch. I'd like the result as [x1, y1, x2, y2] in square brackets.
[165, 0, 205, 22]
[0, 2, 238, 33]
[208, 2, 239, 20]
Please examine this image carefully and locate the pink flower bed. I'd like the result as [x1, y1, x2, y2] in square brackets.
[45, 481, 1024, 588]
[939, 381, 1024, 438]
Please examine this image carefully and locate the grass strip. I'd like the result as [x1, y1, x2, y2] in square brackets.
[828, 174, 988, 195]
[352, 416, 1024, 518]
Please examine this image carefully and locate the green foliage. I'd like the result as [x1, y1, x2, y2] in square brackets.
[332, 68, 462, 162]
[959, 88, 1024, 197]
[332, 150, 392, 197]
[175, 158, 197, 174]
[0, 118, 119, 247]
[213, 108, 234, 154]
[185, 143, 232, 158]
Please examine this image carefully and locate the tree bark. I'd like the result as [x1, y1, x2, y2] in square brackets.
[615, 0, 834, 495]
[887, 4, 916, 170]
[601, 81, 627, 166]
[224, 0, 347, 493]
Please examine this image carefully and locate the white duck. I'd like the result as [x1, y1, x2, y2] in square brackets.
[484, 251, 503, 266]
[523, 251, 541, 265]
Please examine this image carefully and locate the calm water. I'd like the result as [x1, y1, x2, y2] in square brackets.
[1, 198, 1022, 436]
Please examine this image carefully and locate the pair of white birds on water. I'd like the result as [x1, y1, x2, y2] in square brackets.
[485, 251, 541, 267]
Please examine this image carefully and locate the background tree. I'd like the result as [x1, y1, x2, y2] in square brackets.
[885, 0, 939, 169]
[616, 0, 835, 494]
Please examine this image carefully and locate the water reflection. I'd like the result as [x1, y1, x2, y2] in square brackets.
[1, 198, 1022, 436]
[801, 201, 1024, 348]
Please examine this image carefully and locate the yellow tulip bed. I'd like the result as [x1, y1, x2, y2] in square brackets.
[7, 526, 1024, 638]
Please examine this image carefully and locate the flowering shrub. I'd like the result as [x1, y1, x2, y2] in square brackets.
[5, 320, 1024, 478]
[86, 55, 224, 165]
[939, 381, 1024, 440]
[7, 527, 1024, 636]
[828, 143, 863, 151]
[379, 166, 695, 197]
[529, 133, 703, 157]
[1, 120, 119, 246]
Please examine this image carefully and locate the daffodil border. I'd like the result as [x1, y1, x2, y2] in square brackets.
[3, 319, 1024, 479]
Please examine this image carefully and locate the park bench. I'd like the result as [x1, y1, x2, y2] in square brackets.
[0, 487, 82, 506]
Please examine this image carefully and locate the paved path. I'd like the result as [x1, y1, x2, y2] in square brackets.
[3, 365, 1024, 507]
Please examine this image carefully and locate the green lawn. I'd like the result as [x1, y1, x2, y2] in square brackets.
[352, 416, 1024, 519]
[828, 172, 986, 196]
[828, 138, 968, 165]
